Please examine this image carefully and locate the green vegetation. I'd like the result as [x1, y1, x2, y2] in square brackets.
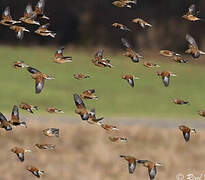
[0, 45, 205, 119]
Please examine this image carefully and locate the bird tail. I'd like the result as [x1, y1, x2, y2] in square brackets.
[50, 32, 56, 38]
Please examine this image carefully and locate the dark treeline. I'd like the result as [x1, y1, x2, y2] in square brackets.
[0, 0, 204, 50]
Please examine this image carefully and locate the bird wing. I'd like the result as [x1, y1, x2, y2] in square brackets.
[121, 38, 131, 48]
[11, 105, 20, 121]
[186, 34, 198, 49]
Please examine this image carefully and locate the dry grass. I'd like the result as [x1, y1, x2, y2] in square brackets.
[0, 119, 204, 180]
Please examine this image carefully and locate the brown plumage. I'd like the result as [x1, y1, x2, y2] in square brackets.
[157, 71, 176, 87]
[182, 4, 201, 22]
[132, 18, 152, 28]
[43, 128, 59, 137]
[35, 23, 56, 38]
[0, 112, 12, 131]
[11, 146, 31, 162]
[19, 102, 39, 113]
[13, 61, 29, 69]
[173, 99, 189, 105]
[112, 1, 132, 8]
[179, 125, 196, 142]
[160, 50, 180, 57]
[185, 34, 205, 58]
[100, 123, 119, 131]
[112, 23, 131, 31]
[47, 107, 64, 113]
[108, 136, 127, 142]
[137, 160, 163, 180]
[172, 55, 188, 63]
[92, 50, 113, 68]
[80, 89, 98, 100]
[121, 38, 144, 63]
[122, 74, 139, 87]
[120, 155, 138, 174]
[54, 47, 72, 63]
[27, 165, 44, 178]
[9, 25, 30, 40]
[198, 110, 205, 117]
[74, 73, 90, 80]
[33, 0, 49, 20]
[73, 94, 89, 120]
[143, 62, 160, 68]
[35, 144, 56, 150]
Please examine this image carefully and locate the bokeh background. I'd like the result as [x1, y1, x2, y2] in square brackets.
[0, 0, 205, 180]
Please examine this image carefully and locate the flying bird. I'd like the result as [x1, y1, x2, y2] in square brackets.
[74, 73, 89, 80]
[34, 0, 50, 20]
[108, 136, 127, 142]
[173, 99, 189, 105]
[35, 144, 56, 150]
[122, 74, 139, 87]
[80, 89, 98, 100]
[34, 23, 56, 38]
[112, 1, 132, 8]
[143, 62, 160, 68]
[43, 128, 59, 137]
[178, 125, 196, 142]
[198, 110, 205, 117]
[120, 155, 138, 174]
[13, 61, 29, 69]
[0, 113, 12, 131]
[19, 102, 39, 113]
[112, 23, 131, 31]
[157, 71, 176, 87]
[100, 123, 119, 131]
[9, 25, 30, 40]
[47, 108, 64, 113]
[160, 50, 180, 57]
[132, 18, 152, 28]
[92, 50, 113, 68]
[182, 4, 201, 22]
[26, 165, 44, 178]
[53, 47, 72, 64]
[11, 146, 31, 162]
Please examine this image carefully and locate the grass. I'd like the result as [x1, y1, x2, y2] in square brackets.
[0, 45, 205, 119]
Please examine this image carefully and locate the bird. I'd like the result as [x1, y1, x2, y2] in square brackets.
[185, 34, 205, 58]
[122, 74, 139, 87]
[19, 3, 40, 25]
[159, 50, 180, 57]
[9, 25, 30, 40]
[198, 110, 205, 117]
[26, 165, 44, 178]
[137, 160, 163, 180]
[157, 71, 176, 87]
[112, 1, 132, 8]
[0, 6, 21, 26]
[178, 125, 196, 142]
[43, 128, 59, 137]
[172, 55, 188, 63]
[100, 123, 119, 131]
[80, 89, 98, 100]
[143, 62, 160, 68]
[53, 47, 72, 64]
[12, 61, 29, 69]
[87, 108, 104, 125]
[11, 146, 31, 162]
[120, 155, 138, 174]
[121, 38, 144, 63]
[92, 50, 113, 68]
[182, 4, 201, 22]
[27, 66, 55, 94]
[47, 108, 64, 113]
[19, 102, 39, 113]
[0, 112, 12, 131]
[35, 144, 56, 150]
[172, 99, 189, 105]
[34, 23, 56, 38]
[73, 94, 89, 120]
[74, 73, 90, 80]
[9, 105, 27, 128]
[112, 23, 131, 31]
[108, 136, 127, 142]
[132, 18, 152, 28]
[33, 0, 50, 20]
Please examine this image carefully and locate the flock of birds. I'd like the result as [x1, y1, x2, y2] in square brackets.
[0, 0, 205, 179]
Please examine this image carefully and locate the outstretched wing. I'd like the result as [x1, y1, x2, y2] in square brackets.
[11, 105, 20, 121]
[73, 94, 86, 108]
[186, 34, 198, 49]
[121, 38, 131, 48]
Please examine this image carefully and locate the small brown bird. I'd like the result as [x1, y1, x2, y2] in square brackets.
[108, 136, 127, 142]
[9, 25, 30, 40]
[13, 61, 29, 69]
[100, 123, 119, 131]
[73, 94, 89, 120]
[80, 89, 98, 100]
[35, 144, 56, 150]
[182, 4, 201, 22]
[87, 108, 104, 125]
[122, 74, 139, 87]
[11, 146, 31, 162]
[157, 71, 176, 87]
[179, 125, 196, 142]
[26, 165, 44, 178]
[0, 113, 12, 131]
[143, 62, 160, 68]
[34, 23, 56, 38]
[74, 73, 90, 80]
[92, 50, 113, 68]
[132, 18, 152, 28]
[0, 6, 21, 26]
[112, 1, 132, 8]
[112, 23, 131, 31]
[137, 160, 163, 180]
[198, 110, 205, 117]
[121, 38, 144, 63]
[19, 102, 39, 113]
[47, 108, 64, 113]
[27, 66, 55, 94]
[33, 0, 49, 20]
[19, 4, 40, 25]
[172, 55, 188, 63]
[53, 47, 72, 64]
[185, 34, 205, 58]
[43, 128, 59, 137]
[160, 50, 180, 57]
[120, 155, 138, 174]
[173, 99, 189, 105]
[9, 105, 27, 128]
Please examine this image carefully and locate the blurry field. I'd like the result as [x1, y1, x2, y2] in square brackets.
[1, 45, 205, 119]
[0, 121, 204, 180]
